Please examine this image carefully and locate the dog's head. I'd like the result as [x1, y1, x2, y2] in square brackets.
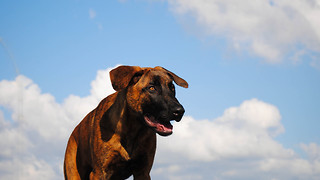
[110, 65, 188, 136]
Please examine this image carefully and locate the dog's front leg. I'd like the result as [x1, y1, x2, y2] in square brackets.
[132, 154, 154, 180]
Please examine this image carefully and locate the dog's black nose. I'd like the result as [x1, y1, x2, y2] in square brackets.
[172, 106, 185, 122]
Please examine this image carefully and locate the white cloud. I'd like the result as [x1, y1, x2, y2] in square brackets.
[0, 66, 116, 180]
[154, 99, 320, 179]
[1, 67, 319, 179]
[0, 126, 31, 158]
[156, 99, 290, 162]
[167, 0, 320, 64]
[301, 143, 320, 161]
[0, 156, 59, 180]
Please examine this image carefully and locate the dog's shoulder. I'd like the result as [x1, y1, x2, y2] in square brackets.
[92, 92, 118, 121]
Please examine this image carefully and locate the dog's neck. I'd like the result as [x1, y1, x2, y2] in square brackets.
[101, 89, 155, 156]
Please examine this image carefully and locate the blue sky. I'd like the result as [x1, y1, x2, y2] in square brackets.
[1, 0, 320, 179]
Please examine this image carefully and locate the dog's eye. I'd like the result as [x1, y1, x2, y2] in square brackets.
[148, 86, 156, 91]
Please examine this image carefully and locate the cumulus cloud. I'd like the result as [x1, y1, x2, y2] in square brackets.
[167, 0, 320, 64]
[1, 67, 319, 179]
[154, 99, 320, 179]
[301, 143, 320, 161]
[0, 156, 59, 180]
[0, 67, 115, 180]
[156, 99, 291, 163]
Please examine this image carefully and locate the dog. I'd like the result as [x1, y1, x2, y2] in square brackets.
[64, 66, 188, 180]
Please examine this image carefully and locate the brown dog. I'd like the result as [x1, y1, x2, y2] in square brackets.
[64, 66, 188, 180]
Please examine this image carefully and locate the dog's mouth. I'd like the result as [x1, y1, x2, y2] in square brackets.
[144, 115, 173, 136]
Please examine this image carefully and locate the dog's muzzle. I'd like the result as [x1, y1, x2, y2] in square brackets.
[144, 105, 185, 136]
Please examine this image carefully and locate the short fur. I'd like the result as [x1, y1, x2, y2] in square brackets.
[64, 66, 188, 180]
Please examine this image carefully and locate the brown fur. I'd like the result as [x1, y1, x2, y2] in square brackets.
[64, 66, 188, 180]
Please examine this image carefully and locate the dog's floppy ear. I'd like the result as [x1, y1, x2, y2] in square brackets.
[155, 66, 188, 88]
[110, 66, 144, 91]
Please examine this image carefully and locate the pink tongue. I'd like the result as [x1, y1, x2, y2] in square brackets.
[156, 122, 173, 132]
[144, 116, 173, 133]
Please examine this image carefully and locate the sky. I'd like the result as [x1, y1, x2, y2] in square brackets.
[0, 0, 320, 179]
